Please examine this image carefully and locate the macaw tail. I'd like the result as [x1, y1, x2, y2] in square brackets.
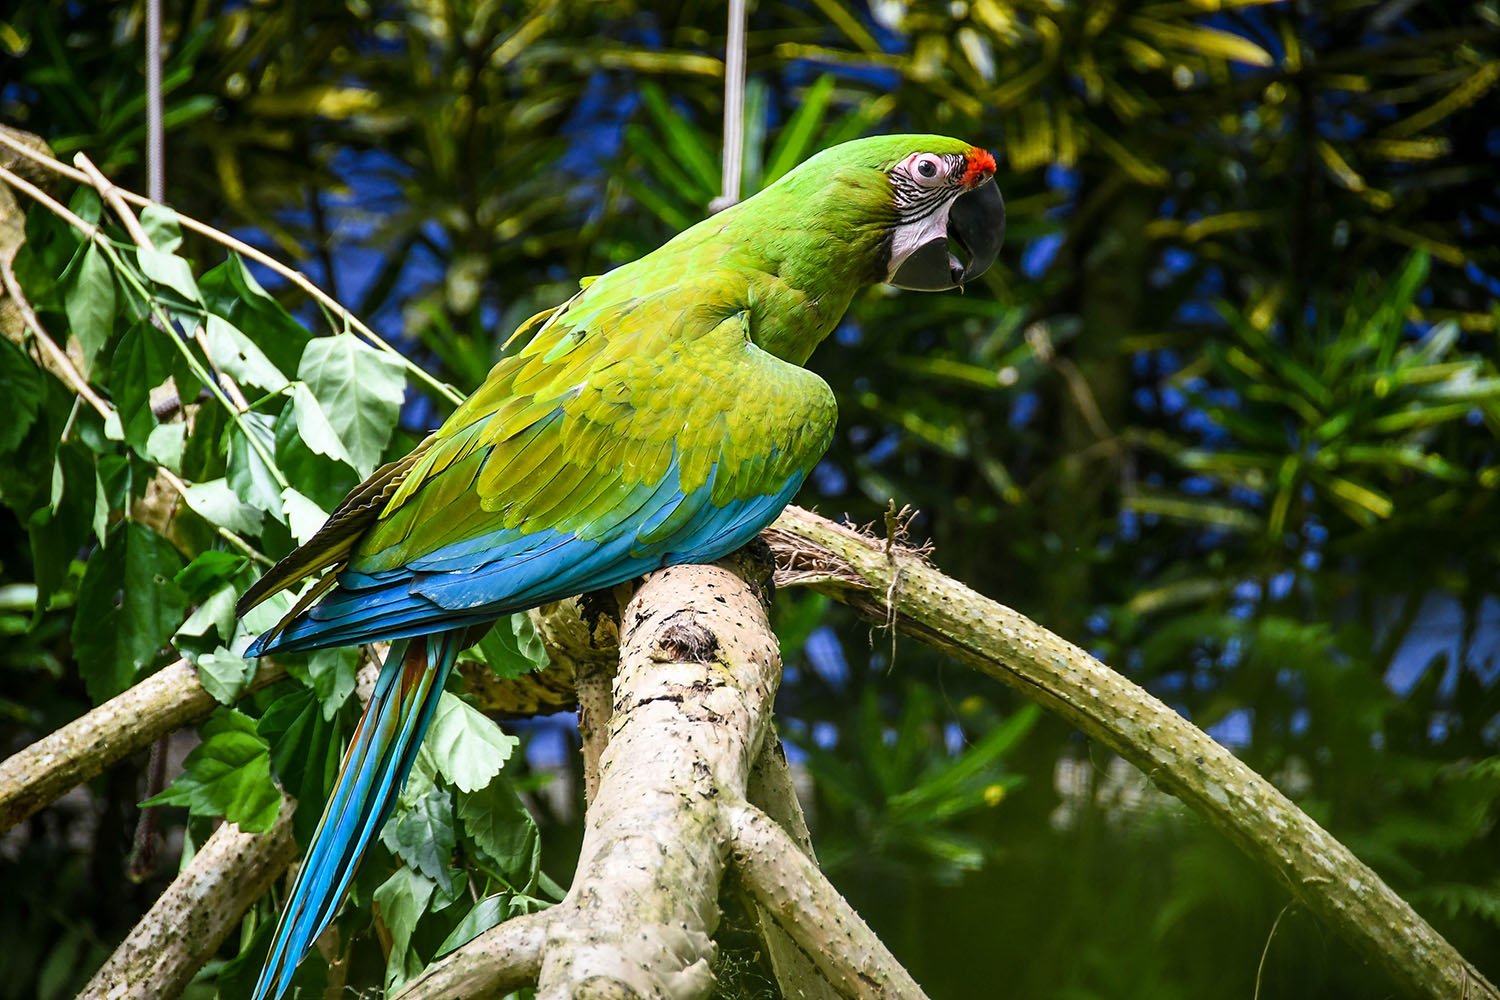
[252, 630, 463, 1000]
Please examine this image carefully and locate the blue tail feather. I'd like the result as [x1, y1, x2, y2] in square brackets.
[252, 631, 463, 1000]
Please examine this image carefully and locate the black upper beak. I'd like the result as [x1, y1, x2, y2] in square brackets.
[888, 178, 1006, 292]
[950, 178, 1005, 285]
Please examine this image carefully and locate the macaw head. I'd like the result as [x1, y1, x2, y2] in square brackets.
[769, 134, 1006, 292]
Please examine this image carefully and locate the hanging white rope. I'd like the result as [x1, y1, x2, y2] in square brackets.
[145, 0, 164, 202]
[711, 0, 747, 213]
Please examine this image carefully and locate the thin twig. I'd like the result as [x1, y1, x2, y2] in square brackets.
[0, 256, 113, 418]
[0, 130, 462, 405]
[75, 152, 249, 412]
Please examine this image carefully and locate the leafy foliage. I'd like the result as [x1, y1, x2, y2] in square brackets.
[2, 1, 1498, 999]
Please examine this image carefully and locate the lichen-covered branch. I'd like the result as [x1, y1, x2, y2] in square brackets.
[77, 798, 297, 1000]
[536, 559, 781, 998]
[728, 803, 927, 1000]
[742, 732, 844, 1000]
[0, 603, 591, 833]
[403, 553, 927, 1000]
[391, 911, 549, 1000]
[0, 659, 286, 831]
[764, 504, 1497, 1000]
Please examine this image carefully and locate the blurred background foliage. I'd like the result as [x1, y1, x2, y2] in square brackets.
[3, 0, 1500, 997]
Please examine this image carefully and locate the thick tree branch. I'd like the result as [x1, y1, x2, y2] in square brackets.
[77, 798, 297, 1000]
[743, 732, 844, 1000]
[391, 911, 549, 1000]
[728, 803, 927, 1000]
[764, 504, 1498, 1000]
[0, 659, 286, 831]
[405, 553, 925, 1000]
[536, 559, 780, 998]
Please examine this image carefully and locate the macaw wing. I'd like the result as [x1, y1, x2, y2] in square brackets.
[245, 295, 835, 655]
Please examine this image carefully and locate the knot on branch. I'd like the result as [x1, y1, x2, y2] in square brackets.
[657, 616, 720, 663]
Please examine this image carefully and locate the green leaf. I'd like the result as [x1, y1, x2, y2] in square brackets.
[464, 613, 550, 680]
[203, 314, 289, 393]
[423, 692, 517, 794]
[0, 337, 43, 454]
[181, 477, 264, 535]
[174, 550, 247, 599]
[435, 895, 508, 958]
[764, 74, 837, 184]
[298, 334, 406, 476]
[286, 646, 360, 720]
[26, 443, 96, 614]
[280, 487, 329, 545]
[143, 708, 281, 832]
[372, 866, 436, 993]
[140, 204, 183, 252]
[72, 521, 187, 701]
[106, 319, 174, 453]
[199, 255, 311, 376]
[64, 243, 115, 375]
[227, 411, 284, 514]
[195, 644, 256, 704]
[456, 776, 539, 890]
[272, 403, 360, 513]
[381, 784, 457, 892]
[144, 422, 186, 472]
[176, 582, 238, 644]
[136, 245, 203, 303]
[290, 382, 355, 466]
[258, 686, 346, 846]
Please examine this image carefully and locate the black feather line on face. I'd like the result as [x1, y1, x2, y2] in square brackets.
[892, 152, 969, 223]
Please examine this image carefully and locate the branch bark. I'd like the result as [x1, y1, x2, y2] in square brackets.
[764, 504, 1498, 1000]
[728, 803, 926, 1000]
[536, 560, 779, 998]
[77, 799, 297, 1000]
[401, 553, 926, 1000]
[0, 658, 286, 831]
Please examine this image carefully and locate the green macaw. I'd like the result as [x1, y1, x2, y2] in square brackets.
[239, 133, 1004, 999]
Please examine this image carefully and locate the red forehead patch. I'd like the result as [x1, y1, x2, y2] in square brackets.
[963, 148, 997, 188]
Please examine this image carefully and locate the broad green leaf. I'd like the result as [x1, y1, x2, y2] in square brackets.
[23, 442, 96, 613]
[463, 613, 550, 680]
[106, 319, 174, 453]
[140, 204, 183, 252]
[0, 337, 43, 454]
[372, 866, 436, 994]
[298, 334, 406, 476]
[435, 895, 508, 958]
[204, 314, 289, 393]
[287, 646, 360, 720]
[143, 708, 281, 832]
[136, 245, 203, 303]
[456, 776, 539, 890]
[64, 243, 115, 374]
[424, 692, 517, 794]
[281, 487, 328, 545]
[176, 583, 239, 644]
[182, 477, 264, 535]
[174, 550, 247, 599]
[381, 784, 457, 892]
[144, 422, 185, 472]
[290, 382, 355, 466]
[195, 644, 256, 704]
[72, 521, 187, 701]
[259, 686, 346, 846]
[199, 255, 311, 376]
[227, 411, 284, 514]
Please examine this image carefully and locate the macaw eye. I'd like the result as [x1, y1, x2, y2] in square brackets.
[914, 154, 943, 182]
